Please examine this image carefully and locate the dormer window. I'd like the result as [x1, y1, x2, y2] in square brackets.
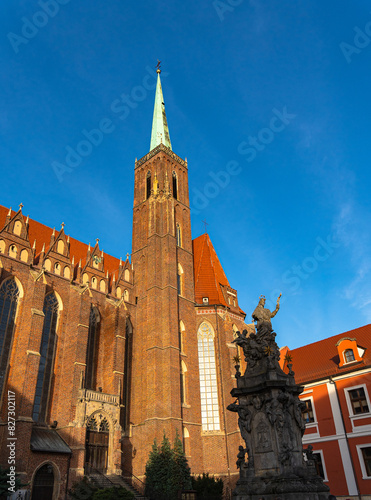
[336, 337, 364, 368]
[344, 349, 355, 363]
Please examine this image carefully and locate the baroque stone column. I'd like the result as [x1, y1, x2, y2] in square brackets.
[227, 295, 329, 500]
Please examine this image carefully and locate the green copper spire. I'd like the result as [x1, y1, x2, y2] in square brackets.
[150, 65, 172, 151]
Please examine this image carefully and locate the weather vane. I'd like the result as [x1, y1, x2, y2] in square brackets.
[156, 60, 161, 73]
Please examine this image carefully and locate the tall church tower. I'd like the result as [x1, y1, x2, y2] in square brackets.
[130, 67, 199, 475]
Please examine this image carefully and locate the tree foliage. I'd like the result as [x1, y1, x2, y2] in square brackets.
[145, 431, 192, 500]
[0, 466, 27, 499]
[191, 473, 224, 500]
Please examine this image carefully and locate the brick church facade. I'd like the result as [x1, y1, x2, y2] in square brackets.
[0, 69, 249, 498]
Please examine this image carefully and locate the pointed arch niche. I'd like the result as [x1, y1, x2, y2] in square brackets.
[197, 321, 220, 431]
[179, 320, 185, 354]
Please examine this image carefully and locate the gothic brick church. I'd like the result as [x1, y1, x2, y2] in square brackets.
[0, 68, 249, 499]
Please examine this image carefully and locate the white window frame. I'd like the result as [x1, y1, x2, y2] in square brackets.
[344, 383, 371, 420]
[311, 449, 328, 482]
[342, 348, 356, 364]
[356, 443, 371, 479]
[301, 395, 318, 427]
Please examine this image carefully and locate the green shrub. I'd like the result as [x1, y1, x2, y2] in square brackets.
[92, 487, 134, 500]
[68, 476, 98, 500]
[191, 473, 224, 500]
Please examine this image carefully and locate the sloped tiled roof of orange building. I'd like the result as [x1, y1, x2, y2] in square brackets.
[192, 233, 230, 306]
[0, 205, 123, 277]
[282, 324, 371, 384]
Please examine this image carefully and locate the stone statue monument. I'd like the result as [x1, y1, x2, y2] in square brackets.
[228, 294, 329, 500]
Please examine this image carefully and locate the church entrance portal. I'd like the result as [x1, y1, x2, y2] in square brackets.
[86, 416, 110, 473]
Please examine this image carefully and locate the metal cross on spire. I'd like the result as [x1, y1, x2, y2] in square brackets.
[202, 219, 209, 234]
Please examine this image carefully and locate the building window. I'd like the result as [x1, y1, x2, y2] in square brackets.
[362, 447, 371, 477]
[197, 322, 220, 431]
[312, 452, 326, 479]
[357, 445, 371, 478]
[0, 279, 19, 399]
[123, 319, 133, 431]
[146, 171, 151, 199]
[349, 387, 369, 415]
[344, 349, 355, 363]
[33, 293, 59, 422]
[8, 245, 17, 259]
[176, 224, 182, 247]
[301, 399, 315, 423]
[172, 172, 178, 199]
[85, 307, 100, 390]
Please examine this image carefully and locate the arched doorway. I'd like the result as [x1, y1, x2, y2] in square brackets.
[32, 463, 54, 500]
[85, 415, 110, 473]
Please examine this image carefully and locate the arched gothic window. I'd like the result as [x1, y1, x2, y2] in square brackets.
[0, 279, 19, 399]
[32, 293, 59, 422]
[85, 307, 100, 390]
[123, 318, 133, 431]
[146, 171, 151, 199]
[197, 322, 220, 431]
[172, 171, 178, 199]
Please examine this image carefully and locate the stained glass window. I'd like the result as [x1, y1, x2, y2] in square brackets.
[85, 307, 99, 389]
[32, 293, 59, 422]
[198, 322, 220, 431]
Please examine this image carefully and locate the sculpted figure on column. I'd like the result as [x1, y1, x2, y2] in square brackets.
[252, 293, 282, 338]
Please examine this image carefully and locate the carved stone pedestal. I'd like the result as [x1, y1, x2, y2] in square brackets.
[228, 299, 329, 500]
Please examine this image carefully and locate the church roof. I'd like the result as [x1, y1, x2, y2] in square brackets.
[150, 69, 172, 151]
[0, 205, 122, 277]
[192, 233, 230, 307]
[30, 427, 71, 454]
[280, 323, 371, 384]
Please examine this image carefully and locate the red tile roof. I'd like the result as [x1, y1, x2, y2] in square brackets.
[0, 205, 122, 277]
[192, 233, 230, 307]
[281, 324, 371, 384]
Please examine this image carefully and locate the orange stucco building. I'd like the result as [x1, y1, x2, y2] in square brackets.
[281, 324, 371, 499]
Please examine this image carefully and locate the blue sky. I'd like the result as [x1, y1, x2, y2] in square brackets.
[1, 0, 371, 349]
